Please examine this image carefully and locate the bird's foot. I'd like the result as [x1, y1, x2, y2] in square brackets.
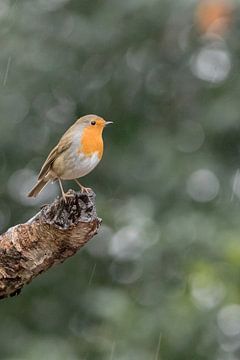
[62, 192, 76, 203]
[74, 179, 91, 194]
[80, 186, 91, 194]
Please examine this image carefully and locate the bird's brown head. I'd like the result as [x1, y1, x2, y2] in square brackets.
[76, 114, 113, 131]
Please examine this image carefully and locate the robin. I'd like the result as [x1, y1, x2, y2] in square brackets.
[28, 114, 113, 201]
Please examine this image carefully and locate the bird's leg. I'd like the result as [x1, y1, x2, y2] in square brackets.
[74, 179, 91, 193]
[58, 179, 67, 202]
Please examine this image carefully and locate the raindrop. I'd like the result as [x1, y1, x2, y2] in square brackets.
[176, 121, 205, 153]
[110, 260, 142, 284]
[8, 168, 58, 205]
[190, 273, 225, 309]
[191, 44, 231, 83]
[218, 305, 240, 337]
[187, 169, 220, 202]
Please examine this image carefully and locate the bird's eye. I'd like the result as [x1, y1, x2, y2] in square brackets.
[91, 121, 96, 126]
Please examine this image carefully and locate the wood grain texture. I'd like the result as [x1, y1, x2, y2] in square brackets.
[0, 190, 101, 300]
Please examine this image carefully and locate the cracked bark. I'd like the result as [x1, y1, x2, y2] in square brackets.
[0, 189, 101, 300]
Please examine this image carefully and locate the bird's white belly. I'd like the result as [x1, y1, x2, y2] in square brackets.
[61, 151, 100, 180]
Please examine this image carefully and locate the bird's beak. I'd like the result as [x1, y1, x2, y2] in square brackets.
[105, 121, 113, 126]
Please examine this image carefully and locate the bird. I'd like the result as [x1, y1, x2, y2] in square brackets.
[28, 114, 113, 201]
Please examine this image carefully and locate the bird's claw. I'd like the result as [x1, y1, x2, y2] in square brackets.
[80, 186, 91, 194]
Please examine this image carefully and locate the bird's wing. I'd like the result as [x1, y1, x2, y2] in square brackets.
[38, 133, 73, 180]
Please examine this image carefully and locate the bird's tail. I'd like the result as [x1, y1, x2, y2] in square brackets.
[28, 178, 49, 198]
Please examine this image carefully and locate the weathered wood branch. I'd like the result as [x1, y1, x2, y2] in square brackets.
[0, 190, 101, 300]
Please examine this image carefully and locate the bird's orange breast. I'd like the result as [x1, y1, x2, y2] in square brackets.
[78, 126, 104, 159]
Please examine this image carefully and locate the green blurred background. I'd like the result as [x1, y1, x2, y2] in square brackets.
[0, 0, 240, 359]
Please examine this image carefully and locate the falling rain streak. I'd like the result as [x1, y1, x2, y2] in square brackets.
[109, 341, 116, 360]
[2, 57, 12, 86]
[88, 263, 97, 287]
[154, 333, 162, 360]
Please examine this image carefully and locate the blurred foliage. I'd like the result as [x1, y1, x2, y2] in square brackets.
[1, 0, 240, 359]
